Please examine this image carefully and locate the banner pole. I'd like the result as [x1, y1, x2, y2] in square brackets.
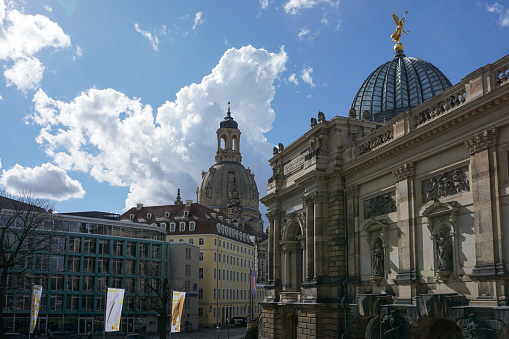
[103, 287, 106, 339]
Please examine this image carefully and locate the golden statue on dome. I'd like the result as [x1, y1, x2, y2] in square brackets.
[391, 11, 409, 52]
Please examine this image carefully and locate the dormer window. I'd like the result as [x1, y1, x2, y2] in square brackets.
[165, 212, 170, 218]
[147, 213, 152, 219]
[130, 214, 135, 220]
[184, 211, 189, 217]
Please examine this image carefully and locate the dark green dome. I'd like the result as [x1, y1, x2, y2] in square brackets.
[351, 49, 452, 122]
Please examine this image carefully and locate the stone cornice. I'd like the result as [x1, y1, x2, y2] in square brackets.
[464, 127, 498, 155]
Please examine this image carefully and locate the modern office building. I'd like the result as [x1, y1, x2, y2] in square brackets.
[120, 197, 265, 328]
[2, 202, 175, 335]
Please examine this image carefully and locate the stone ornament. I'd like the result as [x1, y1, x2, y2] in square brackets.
[422, 167, 469, 203]
[358, 128, 393, 156]
[317, 111, 326, 124]
[364, 192, 396, 219]
[464, 127, 497, 155]
[392, 162, 414, 182]
[310, 117, 317, 128]
[381, 310, 409, 339]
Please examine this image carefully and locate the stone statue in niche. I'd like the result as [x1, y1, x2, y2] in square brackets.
[372, 241, 384, 276]
[435, 232, 452, 272]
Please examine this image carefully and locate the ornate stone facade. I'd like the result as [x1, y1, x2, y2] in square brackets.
[260, 52, 509, 338]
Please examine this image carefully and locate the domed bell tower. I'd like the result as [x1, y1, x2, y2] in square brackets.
[215, 102, 242, 164]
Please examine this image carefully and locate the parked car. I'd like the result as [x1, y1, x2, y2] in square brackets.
[232, 317, 246, 327]
[48, 331, 76, 339]
[4, 333, 28, 339]
[123, 334, 145, 339]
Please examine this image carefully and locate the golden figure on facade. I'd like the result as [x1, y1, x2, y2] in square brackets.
[391, 11, 409, 43]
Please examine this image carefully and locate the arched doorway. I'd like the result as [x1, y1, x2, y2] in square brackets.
[429, 319, 463, 339]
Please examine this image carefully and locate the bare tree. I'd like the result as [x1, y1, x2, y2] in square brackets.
[136, 258, 191, 339]
[0, 191, 60, 339]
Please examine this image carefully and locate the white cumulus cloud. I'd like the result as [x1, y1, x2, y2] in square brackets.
[260, 0, 269, 9]
[30, 46, 287, 210]
[0, 0, 71, 91]
[486, 3, 509, 27]
[134, 23, 160, 51]
[0, 163, 85, 201]
[287, 73, 299, 85]
[301, 66, 315, 87]
[298, 26, 310, 40]
[192, 12, 204, 30]
[284, 0, 339, 14]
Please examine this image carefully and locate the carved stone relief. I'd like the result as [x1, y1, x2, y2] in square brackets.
[363, 192, 396, 219]
[422, 167, 469, 203]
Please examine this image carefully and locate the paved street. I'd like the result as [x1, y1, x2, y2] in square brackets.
[94, 327, 247, 339]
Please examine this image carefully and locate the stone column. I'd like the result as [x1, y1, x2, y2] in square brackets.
[303, 195, 314, 281]
[465, 128, 505, 279]
[266, 211, 275, 283]
[274, 209, 284, 287]
[392, 162, 417, 301]
[345, 186, 360, 284]
[313, 191, 327, 279]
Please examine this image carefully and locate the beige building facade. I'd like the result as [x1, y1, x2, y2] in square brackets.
[260, 51, 509, 338]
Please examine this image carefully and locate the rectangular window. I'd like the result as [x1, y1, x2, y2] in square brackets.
[113, 259, 123, 274]
[125, 278, 135, 293]
[50, 295, 63, 311]
[67, 276, 80, 291]
[97, 277, 107, 292]
[170, 223, 176, 232]
[198, 307, 203, 317]
[214, 239, 217, 246]
[98, 258, 109, 273]
[112, 277, 122, 288]
[139, 243, 149, 258]
[67, 256, 80, 272]
[51, 275, 64, 291]
[98, 239, 110, 255]
[51, 255, 65, 271]
[189, 238, 194, 244]
[152, 244, 161, 259]
[83, 276, 95, 292]
[125, 260, 135, 275]
[83, 238, 96, 254]
[113, 240, 124, 256]
[190, 222, 196, 231]
[199, 267, 204, 279]
[214, 288, 216, 300]
[83, 257, 95, 273]
[179, 222, 186, 231]
[214, 252, 217, 262]
[214, 268, 216, 280]
[69, 237, 81, 252]
[126, 242, 136, 257]
[96, 296, 105, 311]
[199, 238, 204, 245]
[83, 295, 94, 311]
[199, 252, 204, 261]
[199, 288, 204, 300]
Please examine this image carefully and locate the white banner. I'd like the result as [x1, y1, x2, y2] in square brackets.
[29, 285, 43, 334]
[105, 288, 125, 332]
[171, 291, 186, 333]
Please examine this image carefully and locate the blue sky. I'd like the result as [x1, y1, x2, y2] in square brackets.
[0, 0, 507, 215]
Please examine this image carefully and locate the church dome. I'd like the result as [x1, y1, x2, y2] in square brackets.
[351, 48, 452, 122]
[198, 162, 259, 212]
